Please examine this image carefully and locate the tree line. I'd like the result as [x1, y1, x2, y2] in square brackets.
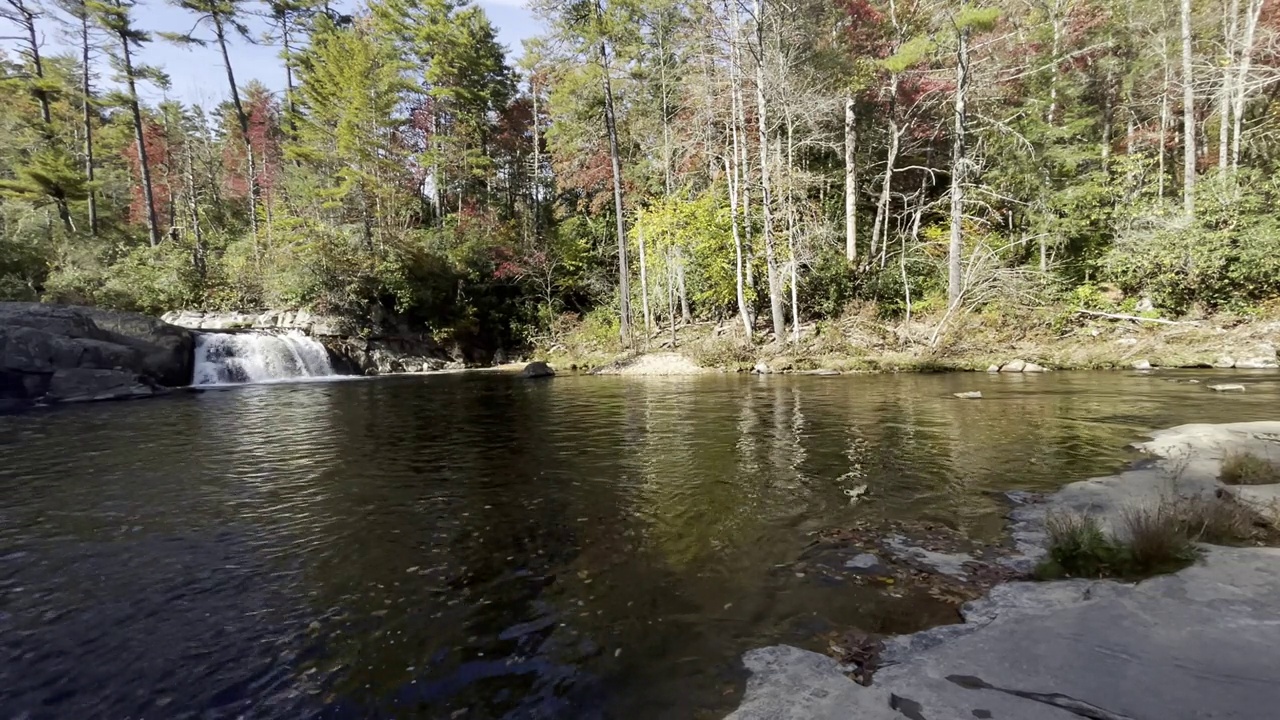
[3, 0, 1280, 352]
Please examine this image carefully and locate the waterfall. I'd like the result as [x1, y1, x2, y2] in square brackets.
[192, 331, 337, 385]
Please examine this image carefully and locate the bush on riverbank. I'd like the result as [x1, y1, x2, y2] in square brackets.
[1036, 496, 1265, 580]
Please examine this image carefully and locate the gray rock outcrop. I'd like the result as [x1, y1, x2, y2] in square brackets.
[519, 361, 556, 378]
[1, 303, 193, 405]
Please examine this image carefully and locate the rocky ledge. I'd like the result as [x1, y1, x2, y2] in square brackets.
[727, 421, 1280, 720]
[1, 303, 193, 407]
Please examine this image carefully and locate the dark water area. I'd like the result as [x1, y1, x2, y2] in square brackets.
[2, 370, 1279, 719]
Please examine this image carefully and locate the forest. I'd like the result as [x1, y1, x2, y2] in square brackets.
[3, 0, 1280, 353]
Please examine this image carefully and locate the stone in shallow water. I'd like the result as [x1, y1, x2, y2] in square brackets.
[1000, 359, 1026, 373]
[1022, 362, 1047, 373]
[1209, 384, 1246, 392]
[519, 361, 556, 378]
[954, 391, 983, 400]
[843, 553, 881, 571]
[1132, 359, 1152, 371]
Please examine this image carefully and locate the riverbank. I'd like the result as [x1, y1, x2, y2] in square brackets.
[542, 308, 1280, 375]
[726, 421, 1280, 719]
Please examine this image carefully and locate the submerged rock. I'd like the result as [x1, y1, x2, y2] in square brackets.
[999, 359, 1026, 372]
[1022, 362, 1048, 373]
[1209, 383, 1247, 392]
[953, 391, 983, 399]
[519, 361, 556, 379]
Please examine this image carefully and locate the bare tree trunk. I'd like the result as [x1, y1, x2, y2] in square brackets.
[213, 15, 261, 247]
[948, 23, 970, 305]
[531, 80, 540, 239]
[184, 136, 205, 282]
[1180, 0, 1196, 216]
[1159, 32, 1170, 199]
[906, 176, 926, 326]
[11, 0, 53, 126]
[118, 24, 161, 247]
[638, 224, 652, 338]
[601, 38, 631, 345]
[725, 134, 753, 339]
[871, 76, 899, 265]
[1231, 0, 1265, 169]
[281, 19, 299, 141]
[752, 0, 785, 339]
[667, 249, 677, 345]
[844, 96, 856, 262]
[1047, 3, 1062, 124]
[729, 6, 755, 297]
[80, 8, 98, 235]
[785, 120, 799, 342]
[1101, 59, 1113, 161]
[676, 249, 691, 322]
[1220, 0, 1240, 171]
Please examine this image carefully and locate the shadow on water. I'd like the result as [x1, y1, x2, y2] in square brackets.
[1, 369, 1277, 718]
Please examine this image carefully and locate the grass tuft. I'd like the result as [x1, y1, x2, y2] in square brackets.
[1036, 495, 1266, 581]
[1120, 504, 1198, 575]
[1219, 450, 1280, 485]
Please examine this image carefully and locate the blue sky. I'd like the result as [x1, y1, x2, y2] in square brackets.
[6, 0, 542, 106]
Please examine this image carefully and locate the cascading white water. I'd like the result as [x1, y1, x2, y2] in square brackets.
[192, 331, 337, 385]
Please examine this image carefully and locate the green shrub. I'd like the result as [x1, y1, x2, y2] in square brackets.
[1102, 173, 1280, 313]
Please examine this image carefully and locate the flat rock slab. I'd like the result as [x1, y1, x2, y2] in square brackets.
[728, 546, 1280, 720]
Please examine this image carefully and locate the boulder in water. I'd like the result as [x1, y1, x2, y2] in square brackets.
[519, 361, 556, 379]
[999, 359, 1026, 372]
[953, 391, 983, 399]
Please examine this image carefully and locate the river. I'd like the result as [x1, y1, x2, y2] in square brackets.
[2, 370, 1278, 718]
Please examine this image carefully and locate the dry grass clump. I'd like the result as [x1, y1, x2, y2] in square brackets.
[1036, 495, 1267, 580]
[1219, 450, 1280, 485]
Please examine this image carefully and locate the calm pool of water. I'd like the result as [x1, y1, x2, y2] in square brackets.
[2, 370, 1278, 718]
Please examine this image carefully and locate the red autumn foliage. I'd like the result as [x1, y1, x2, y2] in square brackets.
[222, 87, 284, 204]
